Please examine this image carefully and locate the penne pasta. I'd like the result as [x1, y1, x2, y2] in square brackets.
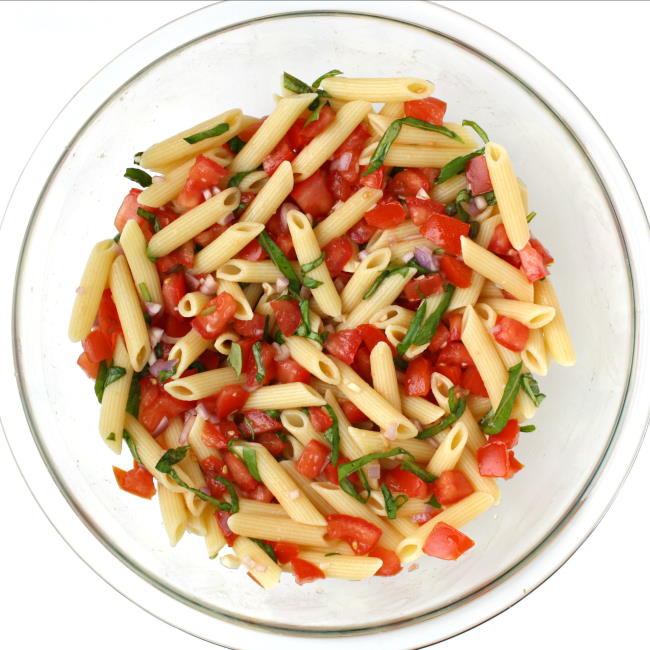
[191, 222, 265, 274]
[534, 278, 576, 366]
[320, 76, 434, 102]
[241, 160, 294, 223]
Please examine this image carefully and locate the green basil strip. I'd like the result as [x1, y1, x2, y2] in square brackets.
[396, 299, 428, 357]
[283, 71, 313, 94]
[426, 494, 442, 509]
[265, 410, 281, 420]
[228, 170, 255, 188]
[105, 365, 127, 389]
[479, 190, 497, 206]
[251, 538, 277, 562]
[401, 458, 437, 483]
[138, 282, 152, 302]
[381, 483, 399, 519]
[324, 552, 340, 557]
[106, 433, 116, 441]
[295, 298, 323, 344]
[241, 447, 262, 482]
[364, 117, 463, 175]
[412, 284, 455, 347]
[406, 259, 436, 276]
[480, 362, 524, 435]
[521, 373, 546, 406]
[520, 424, 536, 432]
[436, 148, 485, 185]
[123, 430, 142, 464]
[304, 99, 327, 125]
[301, 252, 326, 274]
[312, 69, 343, 88]
[526, 211, 537, 223]
[124, 167, 152, 187]
[157, 362, 177, 383]
[227, 341, 243, 376]
[258, 231, 301, 295]
[214, 476, 239, 513]
[227, 135, 246, 153]
[137, 207, 161, 232]
[183, 122, 229, 144]
[363, 266, 411, 300]
[461, 119, 490, 144]
[301, 275, 323, 289]
[252, 341, 265, 384]
[189, 359, 206, 372]
[94, 361, 108, 402]
[156, 445, 191, 472]
[322, 405, 340, 465]
[126, 371, 142, 416]
[133, 151, 143, 165]
[417, 387, 466, 439]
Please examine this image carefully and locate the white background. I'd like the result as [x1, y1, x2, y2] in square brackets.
[1, 2, 647, 648]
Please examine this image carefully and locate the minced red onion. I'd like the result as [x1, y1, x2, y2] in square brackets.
[358, 249, 369, 261]
[152, 416, 169, 438]
[148, 326, 164, 348]
[275, 277, 290, 293]
[384, 422, 398, 440]
[199, 274, 218, 296]
[416, 187, 430, 200]
[144, 301, 162, 317]
[473, 195, 488, 211]
[465, 201, 481, 217]
[300, 286, 312, 300]
[243, 384, 259, 392]
[272, 342, 290, 362]
[179, 414, 196, 445]
[196, 402, 219, 424]
[367, 464, 381, 480]
[330, 151, 353, 171]
[161, 333, 181, 345]
[221, 211, 236, 225]
[152, 175, 165, 185]
[202, 188, 213, 201]
[75, 286, 85, 294]
[280, 202, 299, 230]
[149, 358, 176, 378]
[414, 246, 436, 271]
[184, 272, 201, 290]
[409, 418, 423, 432]
[201, 487, 211, 496]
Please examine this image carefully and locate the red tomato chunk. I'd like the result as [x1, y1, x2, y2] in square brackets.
[296, 439, 330, 479]
[326, 514, 382, 555]
[404, 97, 447, 126]
[491, 315, 529, 352]
[431, 470, 474, 505]
[113, 461, 156, 499]
[325, 329, 363, 364]
[423, 522, 475, 560]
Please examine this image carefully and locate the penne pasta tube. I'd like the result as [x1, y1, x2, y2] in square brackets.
[456, 448, 501, 504]
[120, 220, 163, 306]
[391, 437, 436, 464]
[341, 248, 392, 314]
[216, 278, 253, 321]
[191, 222, 265, 274]
[426, 422, 468, 475]
[241, 160, 294, 223]
[399, 392, 445, 426]
[370, 341, 401, 409]
[158, 484, 188, 546]
[297, 552, 382, 581]
[232, 537, 281, 590]
[280, 409, 322, 447]
[281, 460, 338, 517]
[370, 304, 415, 329]
[320, 76, 434, 102]
[228, 513, 326, 546]
[483, 298, 556, 328]
[285, 337, 340, 384]
[214, 330, 240, 355]
[534, 278, 576, 366]
[368, 114, 476, 148]
[177, 291, 210, 318]
[203, 509, 226, 558]
[216, 258, 297, 284]
[379, 101, 404, 118]
[361, 142, 475, 168]
[168, 328, 212, 378]
[432, 173, 468, 204]
[243, 383, 326, 410]
[164, 367, 242, 400]
[522, 327, 549, 376]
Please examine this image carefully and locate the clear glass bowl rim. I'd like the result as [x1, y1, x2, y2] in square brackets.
[1, 2, 649, 648]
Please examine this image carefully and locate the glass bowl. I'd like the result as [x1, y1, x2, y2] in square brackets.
[1, 2, 648, 648]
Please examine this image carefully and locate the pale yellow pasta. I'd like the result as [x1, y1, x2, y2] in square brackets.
[389, 517, 419, 538]
[384, 324, 407, 351]
[396, 492, 495, 562]
[534, 278, 576, 366]
[323, 390, 366, 462]
[485, 142, 530, 250]
[109, 255, 151, 371]
[191, 222, 265, 274]
[370, 341, 400, 409]
[366, 221, 419, 252]
[313, 187, 383, 246]
[140, 108, 243, 171]
[147, 187, 240, 258]
[468, 395, 492, 419]
[400, 392, 445, 426]
[379, 101, 404, 118]
[243, 382, 326, 410]
[287, 210, 341, 317]
[348, 427, 389, 455]
[431, 173, 467, 204]
[177, 291, 209, 318]
[522, 327, 549, 376]
[216, 278, 253, 321]
[229, 94, 317, 172]
[229, 513, 326, 546]
[187, 416, 214, 462]
[369, 304, 415, 329]
[232, 536, 281, 590]
[68, 240, 118, 341]
[158, 484, 188, 546]
[480, 280, 505, 300]
[296, 552, 382, 580]
[459, 409, 489, 455]
[120, 220, 163, 306]
[456, 448, 501, 504]
[241, 160, 294, 224]
[292, 100, 372, 181]
[238, 500, 287, 517]
[280, 460, 338, 517]
[216, 258, 295, 283]
[285, 337, 340, 384]
[341, 267, 416, 329]
[164, 367, 242, 400]
[389, 239, 436, 264]
[361, 142, 475, 168]
[162, 417, 207, 490]
[427, 422, 468, 475]
[341, 248, 391, 314]
[392, 438, 437, 464]
[98, 336, 132, 453]
[473, 302, 498, 329]
[331, 358, 417, 439]
[203, 509, 226, 558]
[367, 114, 475, 148]
[483, 298, 555, 328]
[214, 330, 240, 355]
[284, 435, 305, 461]
[168, 328, 212, 378]
[460, 236, 534, 302]
[280, 409, 321, 447]
[320, 77, 434, 102]
[237, 170, 268, 193]
[366, 492, 431, 518]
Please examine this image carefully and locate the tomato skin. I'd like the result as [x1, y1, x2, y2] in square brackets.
[461, 366, 489, 398]
[505, 451, 525, 478]
[405, 357, 433, 397]
[77, 351, 100, 378]
[446, 312, 463, 341]
[326, 514, 382, 555]
[352, 345, 373, 383]
[139, 377, 191, 434]
[176, 155, 229, 210]
[202, 421, 239, 450]
[238, 239, 268, 261]
[223, 450, 258, 491]
[383, 467, 429, 499]
[256, 432, 287, 457]
[465, 155, 492, 195]
[364, 201, 407, 229]
[113, 461, 156, 499]
[431, 470, 474, 505]
[270, 299, 302, 337]
[291, 169, 335, 218]
[439, 255, 473, 288]
[271, 541, 300, 564]
[356, 324, 394, 354]
[530, 238, 554, 265]
[164, 314, 191, 338]
[405, 196, 446, 226]
[369, 547, 402, 576]
[492, 315, 530, 352]
[436, 341, 474, 367]
[162, 271, 186, 316]
[490, 419, 520, 448]
[156, 241, 195, 274]
[388, 168, 431, 197]
[489, 224, 513, 256]
[331, 124, 370, 184]
[82, 328, 113, 363]
[433, 363, 462, 385]
[192, 292, 237, 339]
[288, 105, 336, 150]
[308, 406, 334, 433]
[200, 455, 228, 498]
[347, 219, 377, 244]
[359, 166, 385, 189]
[296, 439, 331, 479]
[114, 189, 154, 241]
[519, 243, 550, 282]
[262, 138, 295, 175]
[291, 558, 325, 585]
[97, 290, 121, 345]
[328, 169, 354, 201]
[341, 400, 368, 423]
[238, 118, 265, 143]
[323, 236, 354, 276]
[215, 384, 249, 418]
[232, 312, 266, 341]
[241, 409, 283, 434]
[428, 323, 450, 354]
[477, 441, 510, 478]
[420, 213, 470, 256]
[276, 357, 311, 384]
[423, 522, 474, 560]
[403, 274, 443, 302]
[324, 329, 363, 364]
[404, 97, 447, 125]
[215, 510, 238, 546]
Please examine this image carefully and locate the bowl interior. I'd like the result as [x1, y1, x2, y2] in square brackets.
[13, 12, 632, 632]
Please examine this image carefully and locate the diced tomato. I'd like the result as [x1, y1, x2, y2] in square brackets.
[326, 514, 382, 555]
[404, 97, 447, 126]
[359, 165, 385, 190]
[238, 239, 268, 261]
[356, 324, 394, 354]
[383, 467, 429, 499]
[269, 299, 302, 337]
[287, 104, 336, 150]
[276, 358, 311, 383]
[420, 213, 470, 256]
[164, 314, 191, 338]
[352, 345, 373, 383]
[505, 451, 525, 478]
[433, 364, 462, 385]
[176, 155, 229, 210]
[77, 351, 100, 379]
[405, 196, 446, 226]
[323, 455, 360, 486]
[405, 357, 433, 397]
[256, 432, 287, 457]
[347, 219, 377, 244]
[291, 558, 325, 585]
[461, 366, 488, 398]
[446, 312, 463, 342]
[439, 255, 473, 288]
[162, 271, 186, 316]
[428, 323, 450, 354]
[138, 377, 190, 434]
[291, 169, 335, 218]
[431, 470, 474, 506]
[192, 292, 237, 339]
[492, 315, 530, 352]
[241, 409, 283, 434]
[97, 290, 121, 345]
[200, 455, 228, 498]
[113, 461, 156, 499]
[341, 400, 368, 423]
[403, 274, 443, 302]
[156, 241, 195, 274]
[327, 169, 354, 201]
[489, 224, 513, 256]
[271, 541, 300, 564]
[323, 236, 354, 276]
[262, 138, 295, 175]
[266, 208, 288, 236]
[530, 238, 554, 265]
[296, 439, 331, 479]
[324, 329, 363, 365]
[465, 155, 492, 195]
[490, 419, 520, 448]
[202, 421, 239, 450]
[199, 349, 222, 371]
[215, 510, 237, 546]
[388, 168, 431, 197]
[223, 450, 258, 491]
[271, 232, 297, 261]
[369, 547, 402, 576]
[245, 342, 276, 387]
[423, 522, 474, 560]
[519, 243, 549, 282]
[308, 407, 333, 433]
[364, 201, 407, 229]
[82, 328, 113, 363]
[477, 441, 510, 478]
[331, 124, 370, 183]
[233, 312, 266, 341]
[215, 384, 249, 418]
[194, 222, 227, 249]
[436, 341, 474, 367]
[114, 189, 154, 241]
[238, 118, 265, 142]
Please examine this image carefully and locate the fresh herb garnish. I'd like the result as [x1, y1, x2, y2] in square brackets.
[479, 190, 497, 206]
[426, 494, 442, 509]
[133, 151, 143, 165]
[106, 433, 116, 441]
[301, 275, 323, 289]
[295, 298, 324, 344]
[258, 231, 301, 295]
[304, 100, 327, 125]
[380, 483, 409, 519]
[227, 342, 243, 376]
[322, 404, 340, 465]
[324, 552, 341, 557]
[396, 299, 428, 357]
[283, 70, 336, 110]
[228, 170, 255, 188]
[105, 365, 127, 388]
[417, 386, 466, 439]
[138, 282, 152, 302]
[411, 284, 455, 348]
[526, 211, 537, 223]
[94, 361, 108, 402]
[126, 371, 143, 416]
[405, 259, 436, 276]
[123, 430, 142, 464]
[188, 359, 206, 372]
[301, 253, 326, 274]
[454, 189, 472, 223]
[252, 341, 265, 384]
[251, 538, 277, 562]
[137, 207, 161, 232]
[124, 167, 152, 187]
[265, 410, 281, 420]
[520, 373, 546, 406]
[436, 148, 485, 185]
[228, 135, 246, 153]
[363, 266, 412, 300]
[480, 362, 523, 435]
[262, 314, 271, 343]
[461, 119, 490, 144]
[312, 69, 343, 88]
[157, 362, 177, 383]
[520, 424, 536, 432]
[241, 447, 262, 482]
[401, 458, 436, 483]
[183, 122, 229, 145]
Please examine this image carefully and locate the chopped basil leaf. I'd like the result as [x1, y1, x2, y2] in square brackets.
[157, 362, 177, 383]
[154, 342, 163, 358]
[251, 538, 277, 562]
[312, 69, 343, 88]
[252, 341, 265, 384]
[133, 151, 143, 165]
[227, 135, 246, 153]
[301, 275, 323, 289]
[138, 282, 152, 302]
[412, 284, 455, 347]
[401, 458, 436, 483]
[461, 119, 490, 144]
[526, 211, 537, 223]
[405, 259, 436, 276]
[228, 170, 255, 188]
[456, 189, 471, 204]
[426, 494, 442, 509]
[304, 99, 328, 125]
[364, 117, 464, 175]
[124, 167, 152, 187]
[396, 299, 427, 357]
[469, 221, 480, 239]
[436, 148, 485, 185]
[258, 231, 301, 295]
[324, 552, 340, 557]
[106, 432, 116, 441]
[146, 251, 157, 263]
[480, 362, 523, 435]
[123, 429, 142, 464]
[125, 371, 142, 416]
[521, 373, 546, 406]
[417, 386, 466, 439]
[241, 447, 262, 482]
[105, 365, 127, 388]
[143, 312, 151, 325]
[227, 342, 243, 376]
[273, 329, 286, 344]
[394, 356, 408, 371]
[189, 359, 206, 372]
[214, 476, 239, 513]
[444, 203, 457, 216]
[183, 122, 229, 144]
[363, 266, 411, 300]
[479, 190, 497, 206]
[322, 405, 340, 465]
[283, 71, 314, 94]
[113, 233, 121, 243]
[94, 361, 108, 402]
[265, 410, 281, 420]
[137, 207, 161, 232]
[301, 253, 326, 274]
[156, 445, 191, 472]
[381, 483, 399, 519]
[520, 424, 536, 432]
[295, 298, 323, 344]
